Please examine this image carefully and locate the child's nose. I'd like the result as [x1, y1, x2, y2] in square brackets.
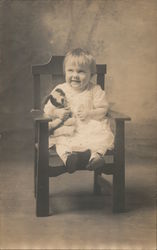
[73, 71, 79, 78]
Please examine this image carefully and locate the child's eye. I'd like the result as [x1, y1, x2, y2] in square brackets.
[67, 69, 73, 72]
[78, 70, 84, 73]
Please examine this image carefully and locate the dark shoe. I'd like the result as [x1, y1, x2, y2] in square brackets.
[66, 150, 91, 173]
[86, 156, 105, 171]
[76, 149, 91, 170]
[66, 152, 79, 173]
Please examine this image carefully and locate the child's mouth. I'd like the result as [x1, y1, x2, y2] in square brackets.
[71, 80, 80, 83]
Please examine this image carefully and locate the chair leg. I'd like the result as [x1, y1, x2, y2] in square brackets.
[93, 170, 102, 195]
[34, 121, 38, 198]
[34, 147, 37, 198]
[36, 122, 49, 217]
[113, 170, 125, 212]
[36, 170, 49, 217]
[113, 120, 125, 213]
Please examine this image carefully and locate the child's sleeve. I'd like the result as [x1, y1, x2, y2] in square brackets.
[93, 85, 109, 113]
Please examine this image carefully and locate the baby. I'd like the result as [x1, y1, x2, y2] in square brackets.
[44, 48, 114, 173]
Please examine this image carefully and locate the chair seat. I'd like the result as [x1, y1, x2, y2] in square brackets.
[49, 147, 114, 172]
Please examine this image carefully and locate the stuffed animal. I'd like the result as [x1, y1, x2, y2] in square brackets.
[44, 88, 76, 137]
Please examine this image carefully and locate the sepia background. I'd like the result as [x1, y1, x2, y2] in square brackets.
[0, 0, 157, 157]
[0, 0, 156, 249]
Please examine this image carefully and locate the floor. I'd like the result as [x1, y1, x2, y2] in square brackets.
[0, 130, 156, 249]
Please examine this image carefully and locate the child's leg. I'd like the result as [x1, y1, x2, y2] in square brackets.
[56, 145, 91, 173]
[86, 149, 106, 171]
[48, 145, 70, 177]
[55, 144, 71, 164]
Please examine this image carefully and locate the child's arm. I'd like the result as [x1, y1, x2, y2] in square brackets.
[77, 84, 110, 121]
[77, 107, 108, 121]
[89, 107, 108, 120]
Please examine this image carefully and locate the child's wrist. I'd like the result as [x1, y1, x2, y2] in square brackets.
[87, 110, 93, 119]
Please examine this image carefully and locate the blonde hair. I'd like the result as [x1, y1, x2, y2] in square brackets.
[63, 48, 96, 76]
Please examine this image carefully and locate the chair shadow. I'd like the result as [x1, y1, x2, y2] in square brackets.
[125, 186, 156, 212]
[49, 192, 112, 215]
[49, 178, 113, 215]
[49, 180, 156, 215]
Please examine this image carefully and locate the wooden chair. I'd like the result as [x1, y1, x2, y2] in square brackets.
[31, 56, 131, 217]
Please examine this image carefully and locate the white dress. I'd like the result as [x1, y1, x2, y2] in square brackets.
[44, 82, 114, 162]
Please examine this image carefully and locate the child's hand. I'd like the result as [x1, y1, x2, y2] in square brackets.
[64, 117, 76, 126]
[56, 107, 71, 120]
[77, 106, 89, 121]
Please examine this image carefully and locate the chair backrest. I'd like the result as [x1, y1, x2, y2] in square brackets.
[32, 56, 107, 110]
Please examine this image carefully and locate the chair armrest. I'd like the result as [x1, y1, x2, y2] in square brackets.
[31, 109, 52, 123]
[108, 110, 131, 121]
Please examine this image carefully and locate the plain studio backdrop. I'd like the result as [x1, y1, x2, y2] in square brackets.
[0, 0, 156, 249]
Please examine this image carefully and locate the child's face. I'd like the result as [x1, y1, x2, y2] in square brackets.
[65, 61, 92, 92]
